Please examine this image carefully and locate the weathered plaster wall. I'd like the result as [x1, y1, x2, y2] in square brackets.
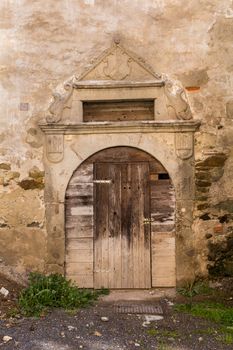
[0, 0, 233, 279]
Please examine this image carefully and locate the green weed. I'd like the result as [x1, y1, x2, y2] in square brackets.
[177, 280, 213, 308]
[19, 272, 109, 317]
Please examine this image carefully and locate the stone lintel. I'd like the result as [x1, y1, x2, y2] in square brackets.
[40, 120, 201, 135]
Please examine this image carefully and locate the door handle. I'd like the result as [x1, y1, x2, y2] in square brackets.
[93, 180, 112, 184]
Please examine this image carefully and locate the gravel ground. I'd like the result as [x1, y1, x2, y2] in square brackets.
[0, 275, 233, 350]
[0, 299, 232, 350]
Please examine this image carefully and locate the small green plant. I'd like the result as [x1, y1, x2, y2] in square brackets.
[217, 333, 233, 345]
[6, 307, 20, 318]
[177, 280, 200, 308]
[19, 272, 109, 317]
[177, 280, 213, 309]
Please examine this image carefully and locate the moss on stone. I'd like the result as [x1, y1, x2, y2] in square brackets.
[214, 200, 233, 213]
[29, 166, 45, 179]
[18, 178, 44, 190]
[0, 163, 11, 170]
[196, 154, 227, 168]
[195, 180, 212, 187]
[197, 203, 209, 210]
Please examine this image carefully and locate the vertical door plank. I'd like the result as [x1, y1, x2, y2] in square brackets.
[120, 163, 130, 288]
[131, 163, 139, 288]
[141, 163, 151, 288]
[132, 163, 151, 288]
[94, 163, 110, 288]
[108, 164, 122, 288]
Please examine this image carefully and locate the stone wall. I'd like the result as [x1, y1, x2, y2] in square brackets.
[0, 0, 233, 280]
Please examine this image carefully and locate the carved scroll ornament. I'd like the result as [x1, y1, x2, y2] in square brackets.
[46, 79, 74, 124]
[164, 80, 192, 120]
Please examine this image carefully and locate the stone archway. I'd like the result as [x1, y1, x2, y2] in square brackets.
[39, 41, 200, 286]
[65, 147, 175, 288]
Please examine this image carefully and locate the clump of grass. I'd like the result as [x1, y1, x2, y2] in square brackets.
[175, 302, 233, 326]
[19, 272, 109, 317]
[191, 327, 217, 335]
[147, 329, 179, 338]
[157, 343, 174, 350]
[175, 302, 233, 345]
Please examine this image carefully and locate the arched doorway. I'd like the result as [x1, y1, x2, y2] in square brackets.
[65, 147, 175, 289]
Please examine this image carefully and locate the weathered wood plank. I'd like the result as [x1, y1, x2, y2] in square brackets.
[108, 164, 122, 288]
[70, 206, 93, 216]
[83, 100, 154, 122]
[66, 262, 93, 275]
[66, 226, 93, 238]
[151, 232, 176, 287]
[94, 163, 110, 288]
[66, 238, 93, 250]
[66, 249, 93, 263]
[68, 275, 93, 288]
[66, 215, 93, 227]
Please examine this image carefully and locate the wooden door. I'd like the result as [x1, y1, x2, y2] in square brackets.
[94, 162, 151, 289]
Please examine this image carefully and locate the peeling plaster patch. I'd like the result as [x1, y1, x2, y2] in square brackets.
[84, 0, 95, 5]
[176, 69, 209, 87]
[225, 7, 233, 18]
[209, 17, 233, 43]
[0, 218, 9, 228]
[226, 99, 233, 118]
[70, 143, 84, 160]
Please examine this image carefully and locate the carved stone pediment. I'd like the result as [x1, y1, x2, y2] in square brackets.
[44, 41, 194, 124]
[77, 42, 161, 82]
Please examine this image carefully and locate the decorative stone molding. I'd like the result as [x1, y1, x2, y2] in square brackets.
[40, 121, 200, 135]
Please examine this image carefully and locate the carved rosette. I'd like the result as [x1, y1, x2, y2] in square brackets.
[175, 133, 193, 160]
[46, 134, 64, 163]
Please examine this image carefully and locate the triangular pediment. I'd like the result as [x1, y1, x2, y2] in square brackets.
[76, 43, 161, 82]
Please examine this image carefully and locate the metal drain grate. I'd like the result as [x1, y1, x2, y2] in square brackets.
[114, 304, 163, 314]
